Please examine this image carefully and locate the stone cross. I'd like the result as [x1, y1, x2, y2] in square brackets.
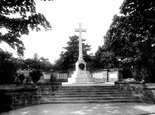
[75, 23, 86, 60]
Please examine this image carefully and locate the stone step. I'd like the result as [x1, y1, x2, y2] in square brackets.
[61, 86, 116, 89]
[59, 86, 124, 92]
[59, 88, 118, 91]
[60, 88, 117, 90]
[61, 86, 116, 88]
[56, 91, 127, 94]
[42, 98, 141, 104]
[58, 90, 120, 92]
[55, 94, 128, 97]
[56, 92, 126, 95]
[47, 85, 141, 104]
[52, 97, 136, 100]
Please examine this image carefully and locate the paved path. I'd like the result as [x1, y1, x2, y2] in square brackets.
[2, 103, 155, 115]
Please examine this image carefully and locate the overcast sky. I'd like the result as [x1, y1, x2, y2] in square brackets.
[0, 0, 124, 63]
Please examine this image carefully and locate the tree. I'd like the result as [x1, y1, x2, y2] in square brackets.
[93, 45, 117, 70]
[29, 69, 42, 83]
[22, 53, 53, 71]
[92, 46, 104, 69]
[0, 49, 18, 84]
[14, 53, 53, 83]
[0, 0, 52, 56]
[39, 57, 53, 71]
[53, 35, 92, 71]
[104, 0, 155, 82]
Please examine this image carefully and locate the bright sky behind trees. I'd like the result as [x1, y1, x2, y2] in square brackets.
[0, 0, 124, 63]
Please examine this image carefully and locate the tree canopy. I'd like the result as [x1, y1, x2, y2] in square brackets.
[103, 0, 155, 82]
[17, 53, 53, 71]
[0, 0, 52, 56]
[94, 45, 117, 70]
[53, 35, 92, 71]
[0, 49, 18, 83]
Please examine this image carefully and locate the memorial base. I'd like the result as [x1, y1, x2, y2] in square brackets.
[67, 70, 95, 84]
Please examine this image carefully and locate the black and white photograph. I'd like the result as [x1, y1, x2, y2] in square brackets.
[0, 0, 155, 114]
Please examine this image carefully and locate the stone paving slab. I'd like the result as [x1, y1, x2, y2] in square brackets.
[62, 82, 115, 86]
[2, 103, 155, 115]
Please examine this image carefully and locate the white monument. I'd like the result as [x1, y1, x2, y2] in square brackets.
[67, 23, 95, 84]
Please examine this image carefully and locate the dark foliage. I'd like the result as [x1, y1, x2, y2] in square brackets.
[103, 0, 155, 82]
[122, 67, 132, 79]
[17, 54, 53, 71]
[0, 49, 17, 84]
[93, 46, 118, 70]
[0, 0, 52, 56]
[53, 35, 92, 71]
[17, 74, 25, 83]
[29, 70, 42, 83]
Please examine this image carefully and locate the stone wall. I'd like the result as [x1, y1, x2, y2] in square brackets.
[92, 71, 107, 82]
[91, 69, 119, 82]
[108, 70, 119, 82]
[51, 72, 68, 82]
[37, 82, 62, 99]
[0, 82, 62, 112]
[115, 81, 155, 103]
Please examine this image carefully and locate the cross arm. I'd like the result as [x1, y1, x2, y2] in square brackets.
[75, 29, 86, 32]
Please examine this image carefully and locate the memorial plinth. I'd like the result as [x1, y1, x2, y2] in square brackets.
[68, 58, 94, 84]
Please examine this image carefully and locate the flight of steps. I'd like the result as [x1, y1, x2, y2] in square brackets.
[43, 85, 141, 103]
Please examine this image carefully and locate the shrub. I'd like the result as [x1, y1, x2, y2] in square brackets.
[132, 68, 142, 81]
[121, 67, 132, 79]
[17, 74, 25, 83]
[142, 68, 155, 83]
[29, 70, 42, 83]
[131, 66, 155, 83]
[0, 50, 17, 84]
